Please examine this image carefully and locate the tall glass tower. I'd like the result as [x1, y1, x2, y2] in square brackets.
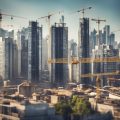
[79, 18, 91, 85]
[28, 21, 42, 83]
[51, 19, 68, 87]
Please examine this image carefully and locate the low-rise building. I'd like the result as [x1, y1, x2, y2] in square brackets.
[0, 96, 63, 120]
[89, 98, 120, 120]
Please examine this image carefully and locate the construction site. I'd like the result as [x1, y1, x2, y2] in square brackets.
[0, 1, 120, 120]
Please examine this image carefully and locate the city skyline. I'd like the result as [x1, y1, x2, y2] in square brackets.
[0, 1, 120, 119]
[0, 0, 120, 42]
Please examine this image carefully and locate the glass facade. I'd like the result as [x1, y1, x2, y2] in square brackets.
[51, 23, 68, 86]
[28, 21, 42, 83]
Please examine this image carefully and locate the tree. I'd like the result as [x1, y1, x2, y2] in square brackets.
[71, 95, 91, 116]
[55, 101, 72, 120]
[55, 96, 93, 120]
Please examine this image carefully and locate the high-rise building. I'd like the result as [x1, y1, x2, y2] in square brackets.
[92, 45, 119, 87]
[99, 30, 103, 45]
[90, 29, 97, 50]
[68, 40, 78, 82]
[42, 37, 48, 71]
[28, 21, 42, 83]
[91, 25, 115, 48]
[17, 28, 29, 79]
[12, 40, 18, 80]
[51, 18, 68, 86]
[101, 45, 119, 86]
[4, 37, 14, 81]
[0, 28, 7, 39]
[103, 25, 110, 45]
[70, 41, 77, 57]
[110, 33, 115, 46]
[41, 37, 49, 81]
[79, 18, 91, 85]
[6, 30, 14, 39]
[21, 28, 29, 80]
[0, 37, 5, 80]
[17, 30, 22, 77]
[0, 29, 14, 39]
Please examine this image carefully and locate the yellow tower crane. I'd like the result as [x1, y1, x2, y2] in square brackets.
[48, 57, 120, 100]
[48, 57, 120, 64]
[80, 71, 120, 100]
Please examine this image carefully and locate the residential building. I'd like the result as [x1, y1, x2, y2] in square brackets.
[92, 45, 119, 87]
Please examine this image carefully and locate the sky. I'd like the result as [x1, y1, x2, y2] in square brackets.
[0, 0, 120, 42]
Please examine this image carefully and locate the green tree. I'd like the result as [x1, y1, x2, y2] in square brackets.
[55, 96, 93, 120]
[72, 97, 91, 116]
[55, 101, 72, 120]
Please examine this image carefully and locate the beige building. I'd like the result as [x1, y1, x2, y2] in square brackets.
[17, 81, 36, 97]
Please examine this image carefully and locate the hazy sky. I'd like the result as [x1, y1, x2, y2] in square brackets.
[0, 0, 120, 41]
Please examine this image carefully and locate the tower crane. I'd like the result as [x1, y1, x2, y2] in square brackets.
[38, 11, 63, 58]
[75, 7, 92, 18]
[38, 11, 63, 34]
[91, 19, 106, 94]
[69, 7, 92, 82]
[38, 11, 63, 82]
[91, 18, 106, 47]
[0, 9, 27, 28]
[48, 57, 120, 64]
[107, 77, 120, 86]
[48, 57, 120, 100]
[77, 71, 120, 100]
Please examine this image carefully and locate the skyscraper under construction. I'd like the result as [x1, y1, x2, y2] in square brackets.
[51, 16, 68, 86]
[79, 18, 91, 85]
[28, 21, 42, 83]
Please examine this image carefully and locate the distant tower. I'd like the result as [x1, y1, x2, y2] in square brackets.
[90, 29, 97, 49]
[61, 15, 64, 23]
[110, 33, 115, 46]
[4, 37, 14, 81]
[51, 16, 68, 86]
[17, 30, 22, 77]
[28, 21, 42, 83]
[69, 40, 78, 82]
[103, 25, 110, 45]
[79, 18, 90, 84]
[42, 37, 48, 70]
[0, 37, 5, 80]
[21, 28, 29, 80]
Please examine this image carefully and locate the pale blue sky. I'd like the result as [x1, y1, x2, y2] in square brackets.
[0, 0, 120, 41]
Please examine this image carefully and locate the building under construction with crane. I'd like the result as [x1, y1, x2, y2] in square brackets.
[50, 16, 68, 86]
[0, 5, 120, 120]
[0, 7, 120, 90]
[28, 21, 42, 83]
[79, 17, 91, 85]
